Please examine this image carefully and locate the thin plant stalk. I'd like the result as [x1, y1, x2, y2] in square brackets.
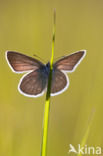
[40, 9, 56, 156]
[77, 109, 95, 156]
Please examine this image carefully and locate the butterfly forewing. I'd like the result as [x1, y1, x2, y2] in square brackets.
[19, 69, 47, 97]
[54, 50, 86, 72]
[6, 51, 44, 73]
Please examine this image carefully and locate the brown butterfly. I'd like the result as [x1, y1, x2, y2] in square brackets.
[5, 50, 86, 97]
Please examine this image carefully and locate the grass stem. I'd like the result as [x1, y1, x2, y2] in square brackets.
[40, 9, 56, 156]
[77, 109, 95, 156]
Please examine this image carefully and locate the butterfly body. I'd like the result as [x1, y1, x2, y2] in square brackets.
[41, 62, 50, 77]
[6, 50, 86, 97]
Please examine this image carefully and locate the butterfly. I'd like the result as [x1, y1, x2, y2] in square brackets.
[5, 50, 86, 97]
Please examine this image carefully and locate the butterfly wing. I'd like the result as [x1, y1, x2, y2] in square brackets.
[18, 69, 47, 97]
[54, 50, 86, 72]
[51, 50, 86, 95]
[51, 69, 69, 96]
[6, 51, 45, 73]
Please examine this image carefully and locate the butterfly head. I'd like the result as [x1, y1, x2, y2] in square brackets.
[38, 62, 50, 77]
[46, 62, 50, 68]
[45, 62, 50, 74]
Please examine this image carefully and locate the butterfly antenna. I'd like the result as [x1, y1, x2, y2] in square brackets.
[33, 54, 46, 63]
[54, 55, 65, 61]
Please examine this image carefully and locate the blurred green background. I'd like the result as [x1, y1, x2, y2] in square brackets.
[0, 0, 103, 155]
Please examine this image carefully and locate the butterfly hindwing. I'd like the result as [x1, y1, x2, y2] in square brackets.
[18, 69, 47, 97]
[51, 69, 69, 96]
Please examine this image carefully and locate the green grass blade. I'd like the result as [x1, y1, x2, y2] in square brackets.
[40, 9, 56, 156]
[77, 109, 95, 156]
